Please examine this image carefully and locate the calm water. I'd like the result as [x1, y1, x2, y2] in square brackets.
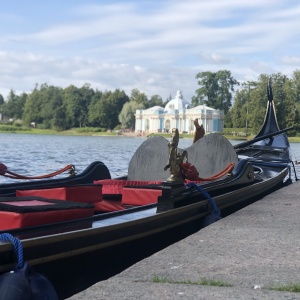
[0, 133, 299, 184]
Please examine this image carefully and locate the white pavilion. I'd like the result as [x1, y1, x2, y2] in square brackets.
[135, 90, 224, 134]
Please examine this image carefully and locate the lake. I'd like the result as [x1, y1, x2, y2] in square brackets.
[0, 133, 299, 184]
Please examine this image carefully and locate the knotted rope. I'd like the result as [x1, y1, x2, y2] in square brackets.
[185, 182, 221, 226]
[0, 163, 75, 180]
[0, 233, 24, 269]
[181, 162, 235, 182]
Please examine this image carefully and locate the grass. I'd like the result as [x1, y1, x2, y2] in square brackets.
[151, 275, 300, 293]
[0, 126, 119, 136]
[0, 125, 57, 135]
[152, 274, 232, 287]
[268, 283, 300, 293]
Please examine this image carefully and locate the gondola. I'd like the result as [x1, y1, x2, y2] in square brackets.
[0, 81, 295, 299]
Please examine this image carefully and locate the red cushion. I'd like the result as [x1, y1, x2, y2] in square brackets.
[122, 188, 162, 206]
[0, 197, 94, 230]
[94, 180, 162, 195]
[16, 185, 102, 203]
[93, 200, 125, 212]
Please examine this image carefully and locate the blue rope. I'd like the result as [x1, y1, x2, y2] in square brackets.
[186, 182, 220, 214]
[291, 160, 298, 181]
[0, 233, 24, 269]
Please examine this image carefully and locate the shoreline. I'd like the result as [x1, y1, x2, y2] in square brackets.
[0, 130, 299, 142]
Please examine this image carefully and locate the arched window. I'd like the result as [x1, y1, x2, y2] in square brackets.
[165, 119, 171, 133]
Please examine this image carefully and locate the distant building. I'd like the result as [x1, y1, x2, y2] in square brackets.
[135, 90, 224, 134]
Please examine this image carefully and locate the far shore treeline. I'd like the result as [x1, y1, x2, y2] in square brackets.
[0, 70, 300, 136]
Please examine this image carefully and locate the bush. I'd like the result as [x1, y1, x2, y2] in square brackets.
[75, 127, 106, 133]
[13, 120, 23, 127]
[114, 125, 122, 130]
[36, 123, 48, 130]
[0, 125, 30, 131]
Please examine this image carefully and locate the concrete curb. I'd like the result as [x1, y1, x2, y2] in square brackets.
[68, 182, 300, 300]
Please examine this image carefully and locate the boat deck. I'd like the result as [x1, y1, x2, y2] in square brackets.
[68, 181, 300, 300]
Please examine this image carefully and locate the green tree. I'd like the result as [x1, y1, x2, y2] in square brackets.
[38, 84, 64, 129]
[270, 73, 289, 129]
[88, 90, 103, 127]
[78, 84, 94, 127]
[290, 70, 300, 132]
[0, 94, 4, 106]
[224, 109, 232, 128]
[63, 85, 82, 128]
[3, 89, 18, 119]
[0, 94, 4, 121]
[63, 84, 94, 128]
[51, 105, 67, 131]
[2, 90, 27, 121]
[148, 95, 164, 107]
[89, 89, 129, 129]
[166, 94, 172, 101]
[130, 89, 148, 107]
[23, 84, 64, 129]
[244, 75, 269, 133]
[119, 101, 145, 129]
[291, 69, 300, 104]
[194, 70, 239, 113]
[15, 93, 28, 120]
[23, 86, 44, 126]
[231, 90, 244, 128]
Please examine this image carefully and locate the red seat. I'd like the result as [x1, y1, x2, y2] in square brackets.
[0, 197, 94, 230]
[16, 185, 103, 204]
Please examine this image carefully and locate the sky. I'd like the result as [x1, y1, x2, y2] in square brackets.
[1, 0, 300, 102]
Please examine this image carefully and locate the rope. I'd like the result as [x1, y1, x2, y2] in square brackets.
[0, 163, 75, 180]
[291, 160, 298, 181]
[182, 162, 235, 183]
[0, 233, 24, 269]
[185, 182, 220, 214]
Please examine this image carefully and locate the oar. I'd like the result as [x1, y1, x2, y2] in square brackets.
[233, 127, 294, 150]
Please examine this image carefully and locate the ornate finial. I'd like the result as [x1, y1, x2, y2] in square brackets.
[164, 128, 186, 182]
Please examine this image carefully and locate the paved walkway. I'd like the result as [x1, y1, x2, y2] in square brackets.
[68, 181, 300, 300]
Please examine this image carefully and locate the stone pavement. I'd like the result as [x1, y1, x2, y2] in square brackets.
[68, 181, 300, 300]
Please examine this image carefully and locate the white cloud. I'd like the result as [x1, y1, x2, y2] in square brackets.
[281, 56, 300, 65]
[0, 0, 300, 102]
[199, 53, 232, 64]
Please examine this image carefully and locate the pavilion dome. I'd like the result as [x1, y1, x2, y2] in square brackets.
[190, 104, 216, 111]
[164, 90, 190, 113]
[144, 105, 164, 113]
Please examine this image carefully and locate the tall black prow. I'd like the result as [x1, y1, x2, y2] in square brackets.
[235, 79, 298, 182]
[235, 79, 292, 162]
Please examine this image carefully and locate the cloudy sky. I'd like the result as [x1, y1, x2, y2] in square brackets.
[1, 0, 300, 102]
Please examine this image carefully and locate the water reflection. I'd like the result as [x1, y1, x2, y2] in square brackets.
[0, 133, 299, 184]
